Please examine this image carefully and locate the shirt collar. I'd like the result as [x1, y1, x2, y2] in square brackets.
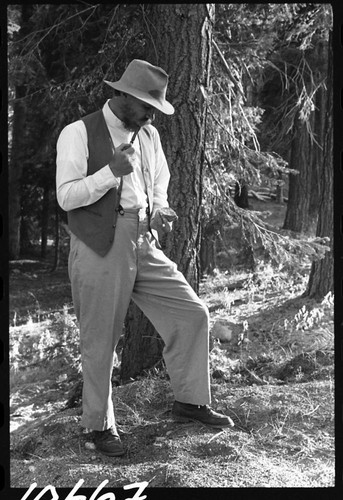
[102, 99, 128, 133]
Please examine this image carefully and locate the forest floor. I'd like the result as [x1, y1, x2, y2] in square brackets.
[9, 200, 335, 490]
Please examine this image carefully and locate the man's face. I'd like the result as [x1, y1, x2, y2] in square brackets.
[121, 94, 156, 132]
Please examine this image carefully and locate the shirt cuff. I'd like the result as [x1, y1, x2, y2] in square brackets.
[93, 165, 121, 189]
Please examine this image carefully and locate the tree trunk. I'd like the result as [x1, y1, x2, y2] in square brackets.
[308, 83, 325, 228]
[275, 172, 284, 203]
[19, 216, 33, 255]
[308, 41, 328, 233]
[148, 3, 214, 289]
[8, 4, 32, 259]
[120, 4, 214, 382]
[306, 36, 333, 300]
[41, 184, 50, 258]
[120, 304, 166, 381]
[50, 198, 60, 272]
[9, 85, 26, 259]
[283, 40, 328, 236]
[200, 207, 218, 276]
[234, 179, 249, 209]
[283, 114, 313, 234]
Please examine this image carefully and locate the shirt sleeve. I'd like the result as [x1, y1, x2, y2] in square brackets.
[151, 127, 170, 213]
[56, 121, 120, 212]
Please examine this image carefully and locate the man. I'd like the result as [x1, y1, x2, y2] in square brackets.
[56, 59, 233, 457]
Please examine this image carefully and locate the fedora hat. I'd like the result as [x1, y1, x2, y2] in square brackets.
[104, 59, 174, 115]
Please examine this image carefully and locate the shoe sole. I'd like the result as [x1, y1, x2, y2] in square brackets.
[172, 414, 234, 428]
[95, 447, 125, 457]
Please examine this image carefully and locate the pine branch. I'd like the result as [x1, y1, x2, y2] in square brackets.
[207, 105, 298, 178]
[14, 5, 100, 54]
[237, 102, 260, 152]
[212, 38, 246, 101]
[204, 154, 331, 267]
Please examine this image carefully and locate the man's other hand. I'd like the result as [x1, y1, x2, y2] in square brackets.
[150, 207, 178, 234]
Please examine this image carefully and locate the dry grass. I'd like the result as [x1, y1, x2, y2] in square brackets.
[10, 378, 334, 487]
[9, 261, 335, 488]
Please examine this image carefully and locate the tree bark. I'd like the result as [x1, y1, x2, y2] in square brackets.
[283, 114, 313, 234]
[120, 304, 166, 381]
[40, 184, 50, 258]
[308, 40, 328, 232]
[306, 36, 333, 299]
[234, 179, 249, 209]
[200, 207, 218, 276]
[275, 172, 284, 203]
[308, 83, 325, 226]
[50, 198, 60, 272]
[283, 41, 328, 236]
[120, 4, 214, 381]
[8, 5, 32, 259]
[9, 85, 26, 259]
[148, 3, 214, 289]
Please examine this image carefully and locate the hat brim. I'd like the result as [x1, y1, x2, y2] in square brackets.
[104, 80, 175, 115]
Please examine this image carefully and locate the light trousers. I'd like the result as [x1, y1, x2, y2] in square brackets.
[68, 211, 211, 431]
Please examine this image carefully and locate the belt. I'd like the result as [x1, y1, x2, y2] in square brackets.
[117, 205, 149, 221]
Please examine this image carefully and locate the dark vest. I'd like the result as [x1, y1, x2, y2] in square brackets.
[67, 110, 122, 257]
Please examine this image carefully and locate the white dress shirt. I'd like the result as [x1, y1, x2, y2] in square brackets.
[56, 100, 170, 215]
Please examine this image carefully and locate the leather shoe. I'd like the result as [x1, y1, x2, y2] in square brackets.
[93, 427, 125, 456]
[172, 401, 234, 428]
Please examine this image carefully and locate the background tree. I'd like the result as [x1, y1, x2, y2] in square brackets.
[305, 32, 333, 299]
[255, 5, 330, 235]
[279, 42, 328, 234]
[8, 4, 34, 259]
